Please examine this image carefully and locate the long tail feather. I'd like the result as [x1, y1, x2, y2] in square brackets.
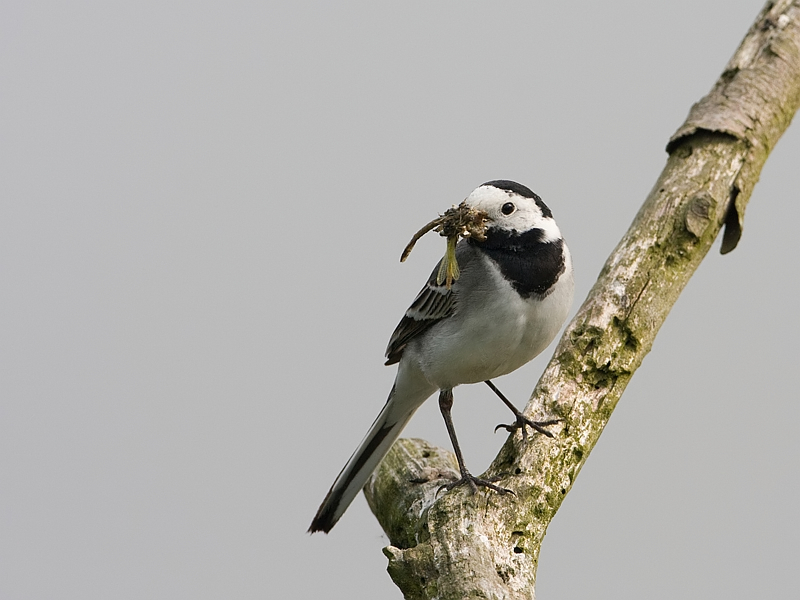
[309, 379, 433, 533]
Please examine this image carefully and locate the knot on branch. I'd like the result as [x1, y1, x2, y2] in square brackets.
[684, 193, 717, 239]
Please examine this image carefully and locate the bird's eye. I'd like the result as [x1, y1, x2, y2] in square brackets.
[501, 202, 516, 215]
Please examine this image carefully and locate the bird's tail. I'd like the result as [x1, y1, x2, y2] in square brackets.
[309, 374, 435, 533]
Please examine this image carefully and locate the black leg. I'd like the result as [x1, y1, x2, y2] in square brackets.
[484, 380, 561, 442]
[438, 389, 513, 495]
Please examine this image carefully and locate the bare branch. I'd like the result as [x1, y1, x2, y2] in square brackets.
[364, 2, 800, 598]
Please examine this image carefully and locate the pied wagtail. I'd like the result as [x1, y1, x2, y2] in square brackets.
[309, 180, 574, 533]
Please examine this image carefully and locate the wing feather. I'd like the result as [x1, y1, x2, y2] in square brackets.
[385, 240, 480, 365]
[384, 263, 456, 365]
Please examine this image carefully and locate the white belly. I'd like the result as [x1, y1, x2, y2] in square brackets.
[406, 252, 574, 389]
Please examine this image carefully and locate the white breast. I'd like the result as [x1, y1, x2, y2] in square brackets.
[405, 248, 574, 390]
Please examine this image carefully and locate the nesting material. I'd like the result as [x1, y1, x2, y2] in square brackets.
[400, 202, 490, 289]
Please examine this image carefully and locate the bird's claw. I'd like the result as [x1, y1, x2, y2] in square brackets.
[494, 416, 561, 442]
[436, 472, 515, 496]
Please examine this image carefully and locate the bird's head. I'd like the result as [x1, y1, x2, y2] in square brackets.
[463, 180, 562, 244]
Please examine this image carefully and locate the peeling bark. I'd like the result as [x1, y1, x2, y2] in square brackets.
[364, 2, 800, 598]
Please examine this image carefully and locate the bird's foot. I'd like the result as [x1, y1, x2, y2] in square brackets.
[494, 415, 561, 442]
[437, 471, 514, 496]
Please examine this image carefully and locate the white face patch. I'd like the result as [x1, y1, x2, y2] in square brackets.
[464, 184, 562, 242]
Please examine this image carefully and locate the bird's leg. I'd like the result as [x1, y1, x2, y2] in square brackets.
[437, 388, 513, 495]
[485, 380, 561, 442]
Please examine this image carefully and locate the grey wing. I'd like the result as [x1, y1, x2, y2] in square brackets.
[384, 242, 475, 365]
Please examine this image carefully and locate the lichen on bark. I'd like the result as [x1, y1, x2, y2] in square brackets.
[364, 2, 800, 598]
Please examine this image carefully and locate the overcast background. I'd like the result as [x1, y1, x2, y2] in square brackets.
[1, 1, 798, 599]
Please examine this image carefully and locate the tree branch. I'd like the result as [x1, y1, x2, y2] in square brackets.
[364, 2, 800, 598]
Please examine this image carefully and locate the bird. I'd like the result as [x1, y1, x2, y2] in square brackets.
[309, 180, 574, 533]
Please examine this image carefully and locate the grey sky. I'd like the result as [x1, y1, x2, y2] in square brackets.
[1, 1, 797, 598]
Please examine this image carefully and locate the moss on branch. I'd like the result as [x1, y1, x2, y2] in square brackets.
[365, 3, 800, 598]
